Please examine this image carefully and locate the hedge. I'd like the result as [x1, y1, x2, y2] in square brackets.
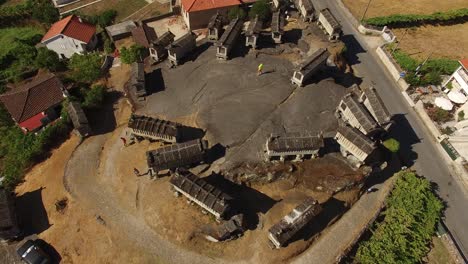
[364, 8, 468, 27]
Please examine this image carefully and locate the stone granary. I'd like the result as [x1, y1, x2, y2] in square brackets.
[268, 197, 322, 248]
[291, 48, 330, 87]
[129, 62, 147, 100]
[296, 0, 315, 22]
[207, 13, 224, 41]
[204, 214, 246, 242]
[272, 0, 285, 10]
[359, 86, 393, 130]
[215, 18, 243, 60]
[336, 93, 380, 136]
[271, 11, 285, 44]
[245, 16, 263, 49]
[68, 101, 91, 137]
[127, 114, 180, 143]
[0, 187, 20, 241]
[149, 30, 175, 62]
[317, 8, 342, 41]
[335, 125, 377, 165]
[146, 139, 209, 174]
[170, 169, 232, 220]
[265, 132, 324, 161]
[167, 32, 197, 67]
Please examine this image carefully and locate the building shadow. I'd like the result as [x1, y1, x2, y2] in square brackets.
[230, 41, 250, 59]
[286, 197, 347, 246]
[205, 143, 226, 163]
[86, 90, 122, 135]
[188, 41, 212, 62]
[179, 126, 205, 142]
[340, 34, 366, 66]
[35, 239, 61, 264]
[388, 114, 420, 167]
[203, 173, 278, 230]
[15, 188, 50, 237]
[283, 28, 303, 45]
[145, 68, 165, 94]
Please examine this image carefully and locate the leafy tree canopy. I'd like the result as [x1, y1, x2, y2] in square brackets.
[69, 53, 103, 83]
[382, 138, 400, 153]
[120, 44, 146, 64]
[35, 47, 62, 72]
[249, 0, 271, 21]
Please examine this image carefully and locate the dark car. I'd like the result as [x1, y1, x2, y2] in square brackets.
[16, 240, 51, 264]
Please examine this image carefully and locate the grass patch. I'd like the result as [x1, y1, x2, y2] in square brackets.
[0, 26, 43, 58]
[427, 237, 457, 264]
[78, 0, 148, 22]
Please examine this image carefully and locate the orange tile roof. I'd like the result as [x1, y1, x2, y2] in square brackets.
[41, 15, 96, 43]
[460, 59, 468, 71]
[182, 0, 254, 13]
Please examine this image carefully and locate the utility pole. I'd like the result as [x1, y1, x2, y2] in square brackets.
[391, 29, 409, 54]
[415, 51, 433, 76]
[360, 0, 373, 23]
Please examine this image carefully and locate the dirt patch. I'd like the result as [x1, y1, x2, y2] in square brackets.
[14, 135, 154, 263]
[343, 0, 468, 19]
[393, 24, 468, 60]
[60, 0, 149, 22]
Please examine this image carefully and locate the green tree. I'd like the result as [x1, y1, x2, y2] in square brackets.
[382, 138, 400, 153]
[69, 53, 102, 83]
[35, 47, 62, 72]
[355, 171, 443, 264]
[29, 0, 59, 24]
[228, 6, 247, 20]
[120, 44, 146, 64]
[82, 84, 106, 109]
[458, 110, 465, 121]
[103, 34, 114, 54]
[248, 0, 271, 21]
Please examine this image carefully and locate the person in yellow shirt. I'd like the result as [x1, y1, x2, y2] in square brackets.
[257, 63, 264, 76]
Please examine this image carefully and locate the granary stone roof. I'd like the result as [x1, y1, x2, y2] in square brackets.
[336, 125, 376, 155]
[268, 197, 321, 246]
[342, 93, 379, 134]
[320, 8, 341, 30]
[297, 48, 330, 73]
[267, 132, 324, 153]
[216, 18, 243, 47]
[271, 11, 285, 34]
[246, 16, 263, 36]
[170, 169, 232, 216]
[362, 86, 392, 125]
[128, 114, 179, 138]
[146, 139, 208, 170]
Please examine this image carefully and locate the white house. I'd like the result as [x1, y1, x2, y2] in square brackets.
[41, 15, 97, 59]
[443, 59, 468, 95]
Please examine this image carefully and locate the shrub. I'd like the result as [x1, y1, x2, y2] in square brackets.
[69, 53, 103, 83]
[35, 47, 62, 72]
[120, 45, 146, 64]
[355, 171, 443, 263]
[30, 0, 59, 24]
[364, 8, 468, 27]
[228, 6, 247, 20]
[427, 107, 452, 123]
[441, 126, 454, 135]
[249, 0, 271, 21]
[382, 138, 400, 153]
[458, 110, 465, 121]
[103, 34, 114, 54]
[82, 85, 106, 109]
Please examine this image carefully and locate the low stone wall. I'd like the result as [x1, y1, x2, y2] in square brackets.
[375, 45, 410, 91]
[357, 24, 385, 36]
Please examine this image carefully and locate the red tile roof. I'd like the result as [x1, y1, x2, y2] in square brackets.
[460, 59, 468, 71]
[182, 0, 255, 13]
[0, 74, 65, 124]
[19, 112, 46, 132]
[41, 15, 96, 43]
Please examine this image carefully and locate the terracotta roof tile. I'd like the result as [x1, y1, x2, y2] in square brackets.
[182, 0, 254, 13]
[41, 15, 96, 43]
[0, 74, 65, 123]
[460, 59, 468, 71]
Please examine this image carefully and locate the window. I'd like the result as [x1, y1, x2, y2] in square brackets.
[340, 103, 347, 110]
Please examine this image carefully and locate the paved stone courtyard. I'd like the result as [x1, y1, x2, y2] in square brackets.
[139, 45, 348, 166]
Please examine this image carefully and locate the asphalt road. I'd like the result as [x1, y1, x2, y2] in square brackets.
[321, 0, 468, 258]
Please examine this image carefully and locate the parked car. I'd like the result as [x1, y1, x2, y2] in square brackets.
[16, 240, 51, 264]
